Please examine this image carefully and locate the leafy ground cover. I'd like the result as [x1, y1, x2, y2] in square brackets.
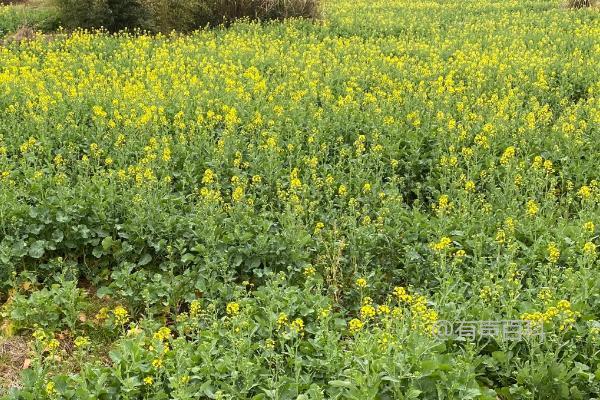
[0, 0, 600, 398]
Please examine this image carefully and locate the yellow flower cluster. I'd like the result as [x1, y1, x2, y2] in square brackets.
[113, 306, 130, 325]
[546, 242, 561, 264]
[226, 302, 240, 316]
[430, 236, 452, 252]
[521, 299, 580, 332]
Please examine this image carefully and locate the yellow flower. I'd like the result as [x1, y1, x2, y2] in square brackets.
[144, 376, 154, 386]
[537, 288, 553, 303]
[113, 306, 129, 325]
[433, 194, 451, 214]
[377, 304, 391, 315]
[53, 154, 64, 166]
[303, 266, 316, 277]
[264, 338, 275, 350]
[46, 381, 56, 395]
[47, 338, 60, 352]
[500, 146, 516, 165]
[162, 148, 171, 162]
[355, 278, 367, 288]
[74, 336, 90, 348]
[526, 200, 539, 217]
[583, 221, 595, 233]
[152, 358, 163, 368]
[557, 299, 571, 311]
[314, 221, 325, 234]
[338, 184, 348, 196]
[495, 229, 506, 244]
[546, 242, 560, 264]
[583, 241, 596, 256]
[202, 168, 215, 184]
[514, 174, 523, 186]
[464, 180, 475, 192]
[115, 134, 126, 147]
[190, 300, 201, 317]
[232, 186, 244, 202]
[360, 304, 376, 320]
[349, 318, 364, 334]
[32, 328, 47, 342]
[393, 286, 412, 303]
[95, 307, 109, 321]
[277, 312, 288, 329]
[290, 318, 304, 334]
[226, 302, 240, 316]
[153, 327, 172, 341]
[578, 185, 592, 199]
[377, 332, 395, 350]
[315, 306, 329, 319]
[430, 236, 452, 252]
[92, 105, 107, 118]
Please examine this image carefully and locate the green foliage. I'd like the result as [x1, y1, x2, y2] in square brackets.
[0, 0, 600, 398]
[3, 275, 498, 400]
[1, 275, 90, 333]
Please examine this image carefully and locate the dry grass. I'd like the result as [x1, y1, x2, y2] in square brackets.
[0, 337, 29, 394]
[4, 25, 35, 41]
[566, 0, 599, 8]
[217, 0, 321, 20]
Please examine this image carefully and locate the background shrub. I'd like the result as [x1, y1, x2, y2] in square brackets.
[51, 0, 148, 31]
[141, 0, 211, 32]
[51, 0, 320, 33]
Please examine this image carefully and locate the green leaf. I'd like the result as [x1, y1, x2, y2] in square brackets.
[101, 237, 114, 251]
[96, 286, 112, 299]
[52, 229, 64, 243]
[492, 351, 508, 363]
[92, 247, 103, 258]
[138, 253, 152, 266]
[28, 240, 46, 259]
[328, 380, 353, 388]
[181, 253, 196, 263]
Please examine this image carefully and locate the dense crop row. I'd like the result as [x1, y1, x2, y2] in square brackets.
[1, 0, 600, 398]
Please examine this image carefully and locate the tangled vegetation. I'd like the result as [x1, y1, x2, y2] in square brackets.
[0, 0, 599, 398]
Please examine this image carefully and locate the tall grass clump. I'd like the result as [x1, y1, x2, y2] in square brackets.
[566, 0, 595, 8]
